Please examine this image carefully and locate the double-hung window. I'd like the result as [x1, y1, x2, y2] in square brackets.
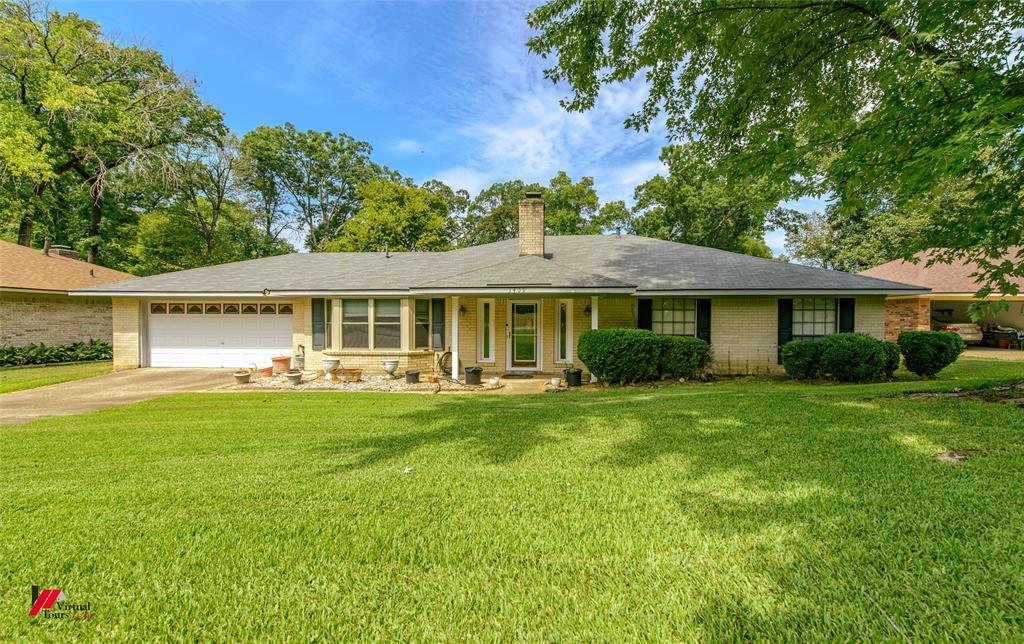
[342, 299, 369, 348]
[792, 297, 836, 341]
[651, 298, 696, 336]
[415, 299, 431, 349]
[374, 299, 401, 349]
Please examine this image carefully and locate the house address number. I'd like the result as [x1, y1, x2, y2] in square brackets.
[507, 287, 527, 293]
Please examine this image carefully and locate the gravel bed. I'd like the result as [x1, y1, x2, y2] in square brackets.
[233, 373, 502, 393]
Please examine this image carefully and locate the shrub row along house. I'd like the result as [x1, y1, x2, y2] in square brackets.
[72, 193, 926, 378]
[1, 240, 135, 347]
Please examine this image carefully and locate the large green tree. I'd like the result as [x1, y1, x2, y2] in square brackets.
[0, 1, 222, 262]
[325, 179, 453, 253]
[238, 124, 387, 251]
[458, 172, 606, 247]
[528, 1, 1024, 294]
[630, 144, 781, 258]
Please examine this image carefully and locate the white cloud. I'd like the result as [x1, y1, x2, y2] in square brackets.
[392, 139, 423, 154]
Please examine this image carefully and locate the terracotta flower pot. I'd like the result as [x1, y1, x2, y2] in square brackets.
[335, 368, 362, 382]
[257, 366, 273, 378]
[997, 338, 1010, 349]
[271, 356, 292, 374]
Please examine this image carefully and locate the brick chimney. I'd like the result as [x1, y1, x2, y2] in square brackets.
[518, 192, 545, 256]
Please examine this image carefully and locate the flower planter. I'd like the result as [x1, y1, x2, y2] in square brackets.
[271, 355, 292, 374]
[285, 370, 303, 386]
[563, 368, 583, 387]
[405, 370, 420, 384]
[335, 368, 362, 382]
[381, 360, 399, 378]
[257, 366, 273, 378]
[426, 374, 439, 384]
[997, 338, 1010, 349]
[550, 377, 562, 387]
[464, 366, 483, 385]
[233, 371, 252, 384]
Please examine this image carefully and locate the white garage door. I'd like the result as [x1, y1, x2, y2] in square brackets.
[148, 304, 293, 368]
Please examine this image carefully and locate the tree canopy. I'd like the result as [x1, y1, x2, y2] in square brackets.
[325, 179, 454, 253]
[629, 144, 781, 258]
[528, 0, 1024, 294]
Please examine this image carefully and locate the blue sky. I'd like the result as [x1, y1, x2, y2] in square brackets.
[62, 0, 823, 253]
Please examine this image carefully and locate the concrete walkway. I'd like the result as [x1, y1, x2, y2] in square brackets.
[0, 368, 232, 425]
[963, 347, 1024, 361]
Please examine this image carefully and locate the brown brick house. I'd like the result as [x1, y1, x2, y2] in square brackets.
[0, 240, 135, 347]
[73, 194, 926, 376]
[860, 248, 1024, 342]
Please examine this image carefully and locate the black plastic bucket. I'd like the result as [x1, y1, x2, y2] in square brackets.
[464, 367, 483, 385]
[563, 368, 583, 387]
[405, 371, 420, 384]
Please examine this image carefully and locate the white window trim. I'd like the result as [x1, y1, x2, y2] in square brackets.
[554, 298, 573, 364]
[477, 298, 495, 363]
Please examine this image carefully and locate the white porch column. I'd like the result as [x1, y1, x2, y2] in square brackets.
[590, 296, 599, 382]
[451, 296, 460, 381]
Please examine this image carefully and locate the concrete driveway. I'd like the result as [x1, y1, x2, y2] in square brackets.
[0, 368, 232, 425]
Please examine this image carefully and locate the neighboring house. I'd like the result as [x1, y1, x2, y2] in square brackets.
[1, 240, 136, 347]
[860, 248, 1024, 341]
[72, 193, 926, 376]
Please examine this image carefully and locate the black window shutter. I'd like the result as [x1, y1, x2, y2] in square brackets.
[637, 298, 652, 330]
[431, 298, 446, 349]
[696, 299, 712, 343]
[777, 298, 793, 363]
[312, 298, 325, 350]
[839, 298, 856, 333]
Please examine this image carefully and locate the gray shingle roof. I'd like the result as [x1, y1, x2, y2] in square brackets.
[73, 235, 927, 295]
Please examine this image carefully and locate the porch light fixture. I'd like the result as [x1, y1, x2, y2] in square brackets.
[459, 305, 466, 316]
[583, 304, 591, 315]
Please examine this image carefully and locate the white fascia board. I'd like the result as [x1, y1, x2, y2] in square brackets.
[0, 286, 67, 295]
[408, 287, 636, 295]
[271, 290, 412, 297]
[634, 288, 932, 296]
[68, 291, 272, 298]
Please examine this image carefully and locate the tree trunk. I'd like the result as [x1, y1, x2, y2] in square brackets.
[17, 214, 33, 246]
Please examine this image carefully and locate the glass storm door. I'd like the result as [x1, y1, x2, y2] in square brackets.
[511, 303, 538, 368]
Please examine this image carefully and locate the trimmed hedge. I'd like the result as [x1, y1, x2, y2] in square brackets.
[577, 329, 660, 384]
[882, 341, 901, 379]
[577, 329, 713, 384]
[657, 335, 711, 379]
[897, 331, 966, 377]
[818, 333, 886, 382]
[0, 340, 112, 367]
[782, 334, 898, 382]
[781, 340, 822, 380]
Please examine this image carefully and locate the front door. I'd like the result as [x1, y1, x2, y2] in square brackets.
[510, 302, 538, 369]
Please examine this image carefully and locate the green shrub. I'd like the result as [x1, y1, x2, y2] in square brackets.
[657, 335, 711, 379]
[881, 341, 901, 379]
[781, 340, 823, 379]
[577, 329, 661, 384]
[0, 340, 112, 367]
[817, 333, 886, 382]
[898, 331, 966, 377]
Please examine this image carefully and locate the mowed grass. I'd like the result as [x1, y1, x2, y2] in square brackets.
[1, 361, 1022, 640]
[0, 362, 112, 394]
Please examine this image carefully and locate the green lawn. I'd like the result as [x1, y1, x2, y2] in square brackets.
[2, 361, 1022, 640]
[0, 361, 112, 394]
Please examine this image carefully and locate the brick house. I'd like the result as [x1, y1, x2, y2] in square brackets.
[860, 248, 1024, 341]
[1, 240, 136, 347]
[72, 194, 926, 376]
